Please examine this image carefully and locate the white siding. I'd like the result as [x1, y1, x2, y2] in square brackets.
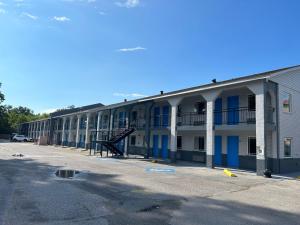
[270, 69, 300, 158]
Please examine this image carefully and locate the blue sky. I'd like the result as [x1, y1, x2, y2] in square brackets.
[1, 0, 300, 113]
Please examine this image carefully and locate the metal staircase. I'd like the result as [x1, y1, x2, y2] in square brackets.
[93, 128, 135, 156]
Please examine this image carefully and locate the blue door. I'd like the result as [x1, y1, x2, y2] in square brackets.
[153, 135, 159, 158]
[161, 135, 169, 159]
[227, 96, 239, 125]
[214, 136, 222, 166]
[162, 106, 169, 127]
[154, 107, 160, 128]
[227, 136, 239, 168]
[214, 98, 222, 125]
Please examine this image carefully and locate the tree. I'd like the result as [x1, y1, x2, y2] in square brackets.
[0, 83, 4, 104]
[0, 82, 49, 134]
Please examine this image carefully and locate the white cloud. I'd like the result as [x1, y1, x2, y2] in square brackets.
[98, 11, 106, 15]
[117, 46, 146, 52]
[113, 92, 147, 98]
[21, 12, 38, 20]
[0, 8, 5, 14]
[53, 16, 70, 22]
[115, 0, 139, 8]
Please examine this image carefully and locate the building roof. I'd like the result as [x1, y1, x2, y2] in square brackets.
[28, 64, 300, 120]
[50, 103, 104, 117]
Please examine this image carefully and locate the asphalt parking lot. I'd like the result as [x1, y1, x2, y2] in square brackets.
[0, 140, 300, 225]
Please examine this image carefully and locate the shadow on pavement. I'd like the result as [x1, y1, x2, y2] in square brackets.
[0, 156, 298, 225]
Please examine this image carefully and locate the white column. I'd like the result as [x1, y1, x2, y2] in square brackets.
[68, 117, 73, 146]
[206, 100, 215, 168]
[247, 82, 267, 175]
[109, 110, 114, 139]
[203, 91, 220, 168]
[96, 111, 102, 150]
[85, 113, 91, 149]
[76, 115, 81, 148]
[42, 121, 46, 136]
[38, 122, 42, 140]
[61, 117, 66, 146]
[168, 97, 183, 162]
[124, 111, 130, 156]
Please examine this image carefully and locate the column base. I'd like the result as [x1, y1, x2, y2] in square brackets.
[170, 151, 177, 163]
[256, 158, 266, 176]
[206, 154, 214, 168]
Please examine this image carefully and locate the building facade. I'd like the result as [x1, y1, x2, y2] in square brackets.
[19, 66, 300, 175]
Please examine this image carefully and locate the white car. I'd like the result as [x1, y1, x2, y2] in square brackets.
[12, 135, 32, 142]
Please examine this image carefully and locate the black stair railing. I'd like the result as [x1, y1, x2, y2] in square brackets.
[91, 128, 135, 156]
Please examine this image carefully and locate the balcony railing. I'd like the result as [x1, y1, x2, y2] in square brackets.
[214, 107, 257, 125]
[177, 112, 206, 126]
[130, 119, 146, 129]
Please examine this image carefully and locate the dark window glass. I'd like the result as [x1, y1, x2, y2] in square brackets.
[132, 111, 137, 120]
[284, 138, 292, 157]
[248, 137, 256, 155]
[248, 95, 256, 111]
[177, 136, 182, 149]
[196, 102, 206, 114]
[131, 136, 136, 145]
[194, 136, 205, 150]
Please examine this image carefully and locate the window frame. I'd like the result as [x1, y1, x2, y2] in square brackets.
[282, 92, 292, 113]
[247, 136, 256, 155]
[194, 136, 205, 151]
[284, 137, 292, 158]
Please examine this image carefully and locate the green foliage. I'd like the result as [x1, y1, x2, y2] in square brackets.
[0, 83, 4, 103]
[0, 83, 49, 133]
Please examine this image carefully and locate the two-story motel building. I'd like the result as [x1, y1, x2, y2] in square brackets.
[19, 66, 300, 175]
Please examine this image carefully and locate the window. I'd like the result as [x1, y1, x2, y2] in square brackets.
[177, 105, 182, 117]
[248, 95, 256, 111]
[196, 102, 206, 114]
[130, 135, 136, 146]
[284, 138, 292, 157]
[194, 136, 205, 151]
[177, 136, 182, 149]
[132, 111, 137, 121]
[282, 92, 292, 113]
[248, 137, 256, 155]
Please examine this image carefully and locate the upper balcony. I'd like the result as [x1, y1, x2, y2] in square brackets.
[176, 107, 273, 130]
[177, 112, 206, 130]
[130, 118, 146, 129]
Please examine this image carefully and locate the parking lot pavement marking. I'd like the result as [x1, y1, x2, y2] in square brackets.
[145, 167, 176, 174]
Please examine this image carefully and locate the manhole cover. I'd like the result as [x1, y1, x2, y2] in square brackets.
[55, 170, 80, 179]
[12, 153, 24, 157]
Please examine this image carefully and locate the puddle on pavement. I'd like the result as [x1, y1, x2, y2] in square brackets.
[55, 170, 80, 179]
[138, 205, 160, 213]
[12, 153, 24, 157]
